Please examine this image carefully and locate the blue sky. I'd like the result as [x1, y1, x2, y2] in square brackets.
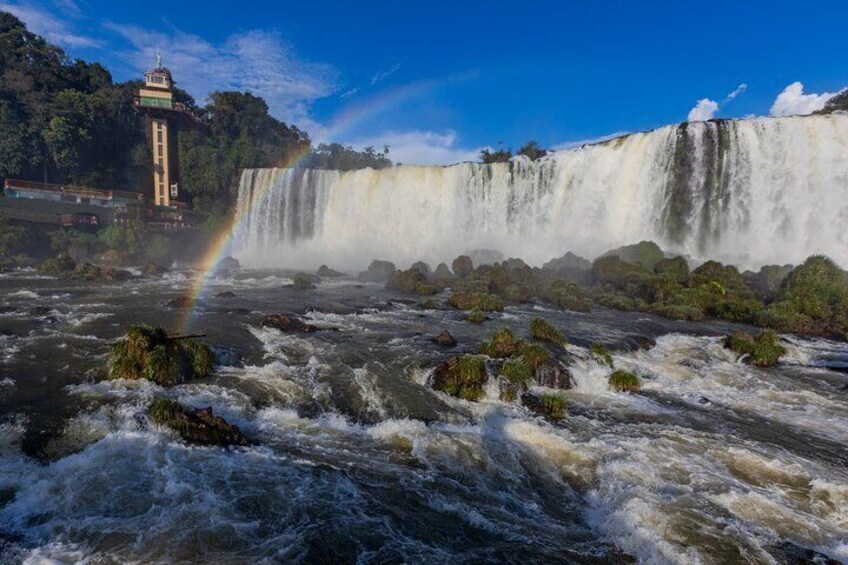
[2, 0, 847, 164]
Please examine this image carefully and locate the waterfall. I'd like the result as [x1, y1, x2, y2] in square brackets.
[232, 114, 848, 270]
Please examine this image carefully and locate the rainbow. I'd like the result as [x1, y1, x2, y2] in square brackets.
[176, 74, 474, 332]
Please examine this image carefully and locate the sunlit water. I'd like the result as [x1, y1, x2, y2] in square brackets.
[1, 269, 847, 563]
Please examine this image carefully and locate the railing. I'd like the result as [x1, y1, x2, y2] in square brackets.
[3, 179, 146, 203]
[0, 207, 61, 225]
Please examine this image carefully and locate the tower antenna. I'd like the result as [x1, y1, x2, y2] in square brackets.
[156, 48, 162, 69]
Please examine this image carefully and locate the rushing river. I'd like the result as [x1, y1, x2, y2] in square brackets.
[1, 268, 847, 564]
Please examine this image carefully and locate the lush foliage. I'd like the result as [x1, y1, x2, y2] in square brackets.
[302, 142, 392, 171]
[432, 355, 488, 401]
[529, 318, 567, 346]
[609, 370, 640, 392]
[109, 325, 214, 386]
[724, 330, 786, 367]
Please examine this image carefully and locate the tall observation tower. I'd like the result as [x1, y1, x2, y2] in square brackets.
[136, 51, 181, 207]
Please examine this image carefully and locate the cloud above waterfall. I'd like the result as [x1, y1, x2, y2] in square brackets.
[686, 83, 747, 122]
[769, 82, 843, 116]
[345, 129, 482, 166]
[687, 98, 719, 121]
[104, 22, 338, 130]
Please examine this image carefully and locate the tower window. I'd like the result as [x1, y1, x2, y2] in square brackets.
[157, 144, 164, 157]
[157, 131, 163, 143]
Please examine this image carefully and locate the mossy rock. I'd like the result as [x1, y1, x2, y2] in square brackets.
[590, 343, 614, 367]
[654, 256, 690, 281]
[609, 370, 640, 392]
[149, 398, 249, 447]
[724, 330, 786, 367]
[529, 318, 567, 346]
[387, 268, 434, 295]
[480, 327, 521, 358]
[108, 325, 214, 386]
[451, 255, 474, 278]
[448, 292, 504, 312]
[432, 355, 488, 401]
[601, 241, 665, 270]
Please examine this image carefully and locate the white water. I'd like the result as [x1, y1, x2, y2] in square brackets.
[233, 114, 848, 270]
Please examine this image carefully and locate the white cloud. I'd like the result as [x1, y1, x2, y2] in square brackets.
[346, 130, 481, 166]
[724, 83, 747, 102]
[340, 88, 358, 99]
[769, 81, 842, 117]
[0, 1, 100, 47]
[687, 98, 719, 122]
[104, 23, 337, 129]
[370, 63, 401, 86]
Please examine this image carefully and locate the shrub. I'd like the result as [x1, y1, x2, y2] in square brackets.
[501, 358, 534, 387]
[480, 327, 521, 358]
[708, 298, 764, 323]
[609, 370, 640, 392]
[540, 394, 566, 420]
[39, 254, 76, 276]
[592, 256, 651, 290]
[109, 325, 214, 386]
[593, 291, 638, 311]
[724, 329, 786, 367]
[466, 309, 486, 323]
[650, 301, 704, 321]
[546, 280, 592, 312]
[516, 342, 551, 368]
[448, 292, 504, 311]
[432, 355, 488, 401]
[529, 318, 567, 346]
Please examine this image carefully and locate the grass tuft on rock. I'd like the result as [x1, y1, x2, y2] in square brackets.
[466, 309, 485, 323]
[448, 292, 504, 312]
[432, 355, 488, 401]
[516, 342, 551, 368]
[724, 329, 786, 367]
[501, 358, 534, 387]
[529, 318, 567, 346]
[480, 327, 521, 358]
[149, 398, 249, 447]
[609, 370, 640, 392]
[541, 394, 566, 420]
[108, 325, 214, 386]
[590, 343, 614, 367]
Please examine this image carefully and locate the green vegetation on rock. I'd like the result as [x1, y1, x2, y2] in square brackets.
[529, 318, 567, 346]
[724, 330, 786, 367]
[501, 358, 534, 387]
[448, 292, 504, 311]
[609, 370, 640, 392]
[540, 394, 566, 420]
[590, 343, 614, 367]
[149, 398, 249, 447]
[480, 328, 521, 358]
[109, 325, 214, 386]
[432, 355, 488, 401]
[466, 309, 485, 323]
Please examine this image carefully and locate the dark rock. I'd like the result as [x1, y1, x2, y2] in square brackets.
[167, 296, 192, 309]
[291, 272, 318, 290]
[433, 263, 454, 286]
[520, 392, 566, 421]
[261, 313, 318, 333]
[466, 249, 504, 266]
[28, 306, 52, 317]
[317, 265, 344, 278]
[149, 398, 250, 447]
[601, 241, 666, 270]
[222, 308, 251, 316]
[141, 261, 168, 276]
[215, 256, 240, 272]
[387, 268, 437, 295]
[358, 260, 397, 283]
[534, 361, 573, 390]
[216, 291, 236, 298]
[102, 268, 131, 281]
[411, 261, 433, 279]
[433, 330, 457, 347]
[451, 255, 474, 278]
